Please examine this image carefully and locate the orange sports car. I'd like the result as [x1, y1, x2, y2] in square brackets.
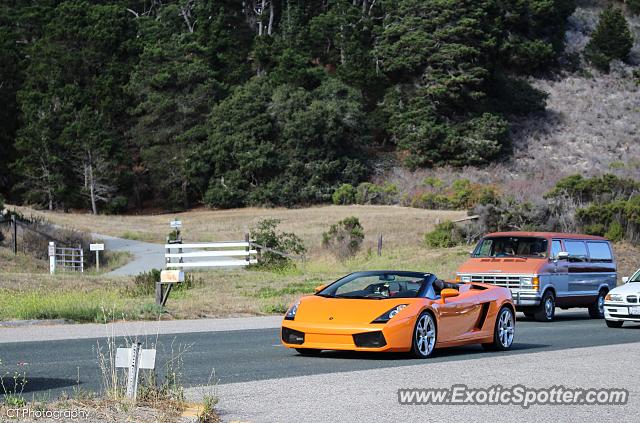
[281, 271, 515, 358]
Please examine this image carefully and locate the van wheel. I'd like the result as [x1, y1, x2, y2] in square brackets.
[534, 291, 555, 322]
[588, 290, 606, 319]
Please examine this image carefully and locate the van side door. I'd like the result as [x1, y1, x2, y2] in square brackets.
[548, 239, 569, 298]
[564, 240, 594, 298]
[585, 241, 617, 291]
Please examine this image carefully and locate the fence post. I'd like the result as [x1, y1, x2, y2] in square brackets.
[155, 282, 163, 306]
[245, 232, 250, 264]
[48, 242, 56, 274]
[79, 245, 84, 273]
[11, 215, 17, 255]
[377, 234, 383, 256]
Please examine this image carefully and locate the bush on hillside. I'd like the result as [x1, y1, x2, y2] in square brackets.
[332, 184, 357, 205]
[424, 221, 464, 248]
[585, 7, 634, 71]
[322, 216, 364, 259]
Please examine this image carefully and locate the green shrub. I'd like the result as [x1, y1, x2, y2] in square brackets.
[355, 182, 399, 205]
[585, 6, 634, 71]
[629, 0, 640, 15]
[128, 269, 161, 297]
[605, 221, 624, 242]
[425, 221, 464, 248]
[250, 218, 306, 270]
[332, 183, 357, 205]
[322, 216, 365, 259]
[584, 223, 606, 236]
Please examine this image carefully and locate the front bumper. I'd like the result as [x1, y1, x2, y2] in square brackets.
[512, 289, 542, 307]
[604, 303, 640, 322]
[281, 317, 414, 352]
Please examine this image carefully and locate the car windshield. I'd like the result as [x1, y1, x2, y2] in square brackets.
[317, 272, 428, 299]
[473, 236, 548, 258]
[630, 269, 640, 283]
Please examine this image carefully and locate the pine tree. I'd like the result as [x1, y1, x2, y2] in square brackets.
[586, 6, 634, 71]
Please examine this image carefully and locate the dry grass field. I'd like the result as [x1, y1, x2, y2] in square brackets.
[9, 204, 466, 254]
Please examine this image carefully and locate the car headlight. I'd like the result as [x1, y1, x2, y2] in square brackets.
[605, 293, 623, 302]
[372, 304, 408, 323]
[285, 301, 300, 320]
[460, 276, 472, 283]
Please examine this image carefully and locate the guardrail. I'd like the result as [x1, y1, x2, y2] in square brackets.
[165, 241, 258, 269]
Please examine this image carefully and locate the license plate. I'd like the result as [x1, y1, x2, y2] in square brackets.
[630, 306, 640, 315]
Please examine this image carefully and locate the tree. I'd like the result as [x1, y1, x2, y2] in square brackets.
[585, 6, 634, 71]
[15, 2, 138, 211]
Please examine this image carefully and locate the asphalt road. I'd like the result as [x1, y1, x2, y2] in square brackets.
[98, 234, 166, 277]
[1, 313, 639, 400]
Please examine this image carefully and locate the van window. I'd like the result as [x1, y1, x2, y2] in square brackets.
[473, 237, 548, 258]
[564, 240, 588, 262]
[551, 240, 563, 259]
[587, 242, 613, 263]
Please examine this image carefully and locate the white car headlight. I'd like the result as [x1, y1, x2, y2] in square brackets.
[606, 293, 623, 302]
[461, 276, 472, 283]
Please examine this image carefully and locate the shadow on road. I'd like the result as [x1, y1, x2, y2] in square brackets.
[295, 342, 548, 361]
[0, 377, 79, 395]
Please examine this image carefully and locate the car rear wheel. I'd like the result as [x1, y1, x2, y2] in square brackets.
[605, 320, 624, 328]
[588, 290, 607, 319]
[483, 306, 515, 351]
[534, 291, 555, 322]
[295, 348, 322, 356]
[411, 312, 436, 358]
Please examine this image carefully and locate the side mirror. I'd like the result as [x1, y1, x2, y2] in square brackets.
[441, 288, 459, 303]
[622, 277, 629, 284]
[556, 251, 569, 261]
[314, 284, 327, 293]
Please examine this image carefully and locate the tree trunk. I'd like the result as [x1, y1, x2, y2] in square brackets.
[267, 1, 274, 36]
[88, 161, 97, 215]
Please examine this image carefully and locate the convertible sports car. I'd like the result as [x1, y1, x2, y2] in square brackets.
[281, 271, 515, 358]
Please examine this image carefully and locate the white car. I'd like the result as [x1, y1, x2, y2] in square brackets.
[604, 269, 640, 328]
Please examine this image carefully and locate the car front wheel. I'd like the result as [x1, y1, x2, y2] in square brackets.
[411, 312, 437, 358]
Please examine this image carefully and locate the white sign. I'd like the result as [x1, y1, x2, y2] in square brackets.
[90, 243, 104, 251]
[170, 220, 182, 229]
[115, 347, 156, 370]
[160, 270, 185, 283]
[48, 241, 56, 256]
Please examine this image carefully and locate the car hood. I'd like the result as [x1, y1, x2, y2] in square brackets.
[295, 295, 415, 324]
[610, 282, 640, 296]
[457, 258, 545, 275]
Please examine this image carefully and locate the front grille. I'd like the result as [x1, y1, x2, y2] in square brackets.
[627, 295, 638, 304]
[282, 327, 305, 345]
[353, 331, 387, 348]
[468, 274, 522, 289]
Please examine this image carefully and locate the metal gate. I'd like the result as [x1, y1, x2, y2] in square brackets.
[48, 242, 84, 273]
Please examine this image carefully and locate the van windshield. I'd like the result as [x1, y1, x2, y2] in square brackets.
[473, 237, 548, 258]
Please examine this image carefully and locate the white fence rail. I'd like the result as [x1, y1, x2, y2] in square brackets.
[164, 241, 258, 269]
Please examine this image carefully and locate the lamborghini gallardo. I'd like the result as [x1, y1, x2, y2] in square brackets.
[281, 271, 515, 358]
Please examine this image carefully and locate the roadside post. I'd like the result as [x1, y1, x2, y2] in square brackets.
[11, 214, 17, 255]
[115, 342, 156, 401]
[156, 269, 184, 307]
[48, 242, 56, 274]
[90, 243, 104, 272]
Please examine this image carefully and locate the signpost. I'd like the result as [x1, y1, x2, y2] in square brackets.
[115, 343, 156, 401]
[90, 243, 104, 272]
[48, 242, 56, 274]
[156, 270, 185, 306]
